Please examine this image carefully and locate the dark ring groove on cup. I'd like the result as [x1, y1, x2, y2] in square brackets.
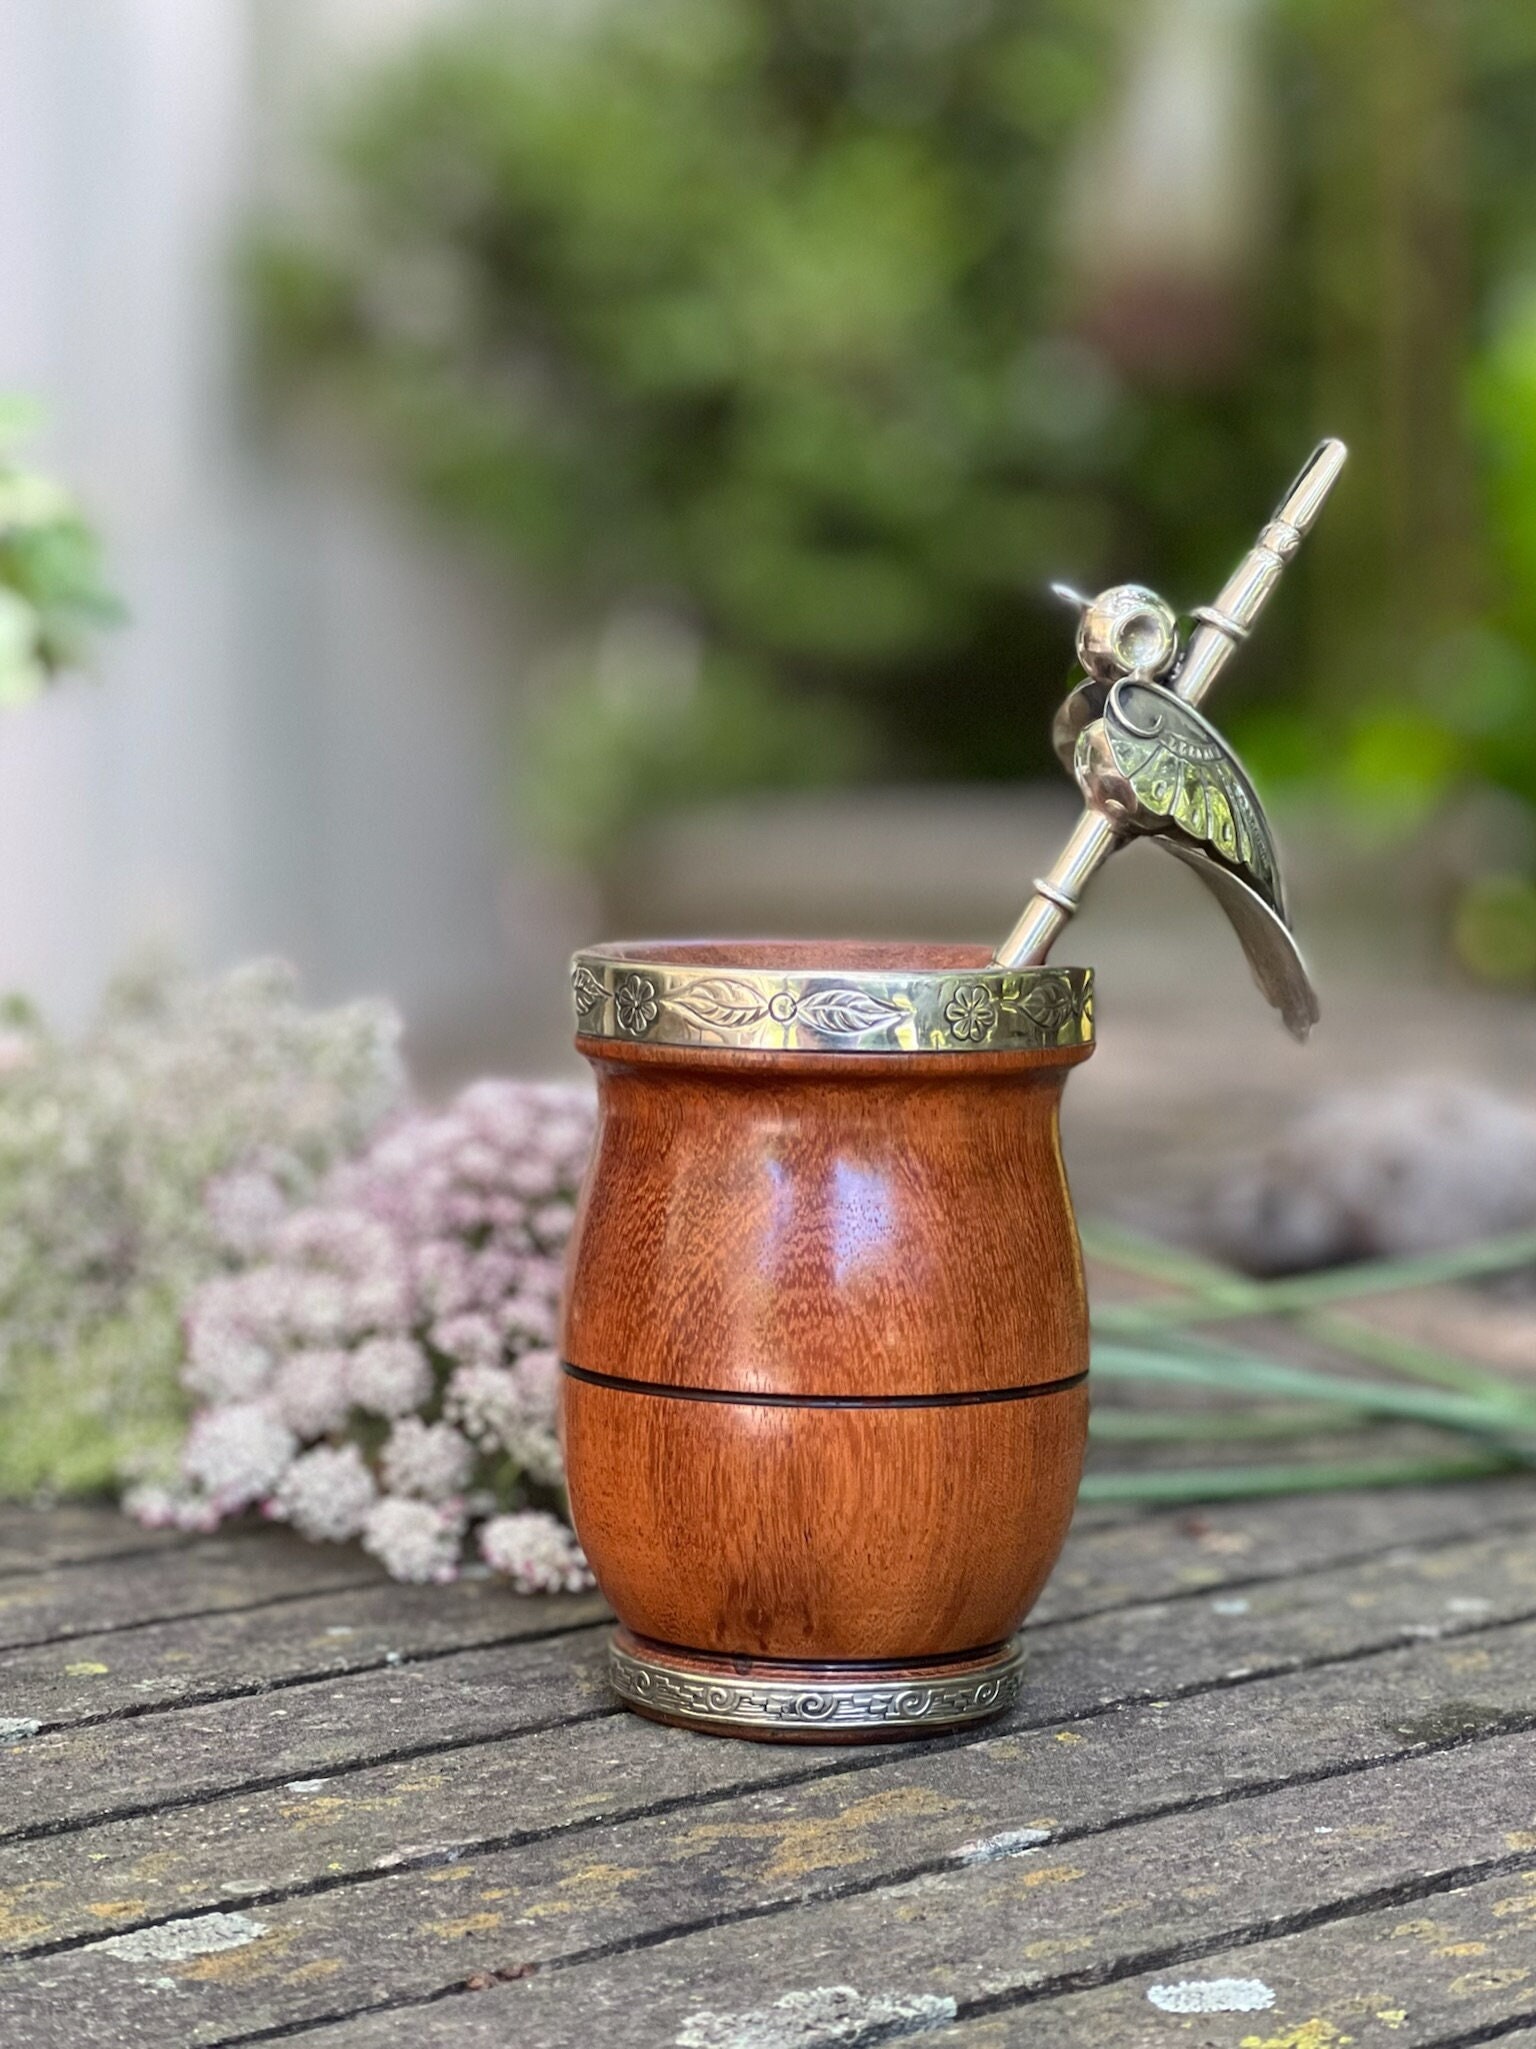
[561, 1359, 1088, 1409]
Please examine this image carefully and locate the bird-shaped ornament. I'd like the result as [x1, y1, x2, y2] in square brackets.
[994, 441, 1347, 1041]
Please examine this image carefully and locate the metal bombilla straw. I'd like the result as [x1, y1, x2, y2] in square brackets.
[994, 439, 1348, 1039]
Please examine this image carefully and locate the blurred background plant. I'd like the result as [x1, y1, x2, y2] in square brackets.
[0, 959, 403, 1499]
[0, 397, 119, 705]
[0, 1, 1533, 1534]
[246, 0, 1536, 978]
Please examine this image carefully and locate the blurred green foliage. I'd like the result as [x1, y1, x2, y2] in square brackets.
[0, 399, 120, 704]
[250, 0, 1536, 968]
[521, 622, 870, 859]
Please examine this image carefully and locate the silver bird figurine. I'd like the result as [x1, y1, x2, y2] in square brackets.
[994, 440, 1347, 1040]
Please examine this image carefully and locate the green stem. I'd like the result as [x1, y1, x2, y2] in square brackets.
[1078, 1222, 1250, 1299]
[1090, 1340, 1536, 1436]
[1078, 1448, 1529, 1505]
[1297, 1308, 1527, 1404]
[1089, 1404, 1375, 1442]
[1091, 1229, 1536, 1330]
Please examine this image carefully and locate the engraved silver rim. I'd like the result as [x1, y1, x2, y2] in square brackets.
[608, 1637, 1024, 1734]
[571, 949, 1092, 1055]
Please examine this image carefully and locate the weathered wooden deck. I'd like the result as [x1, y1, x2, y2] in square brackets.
[2, 1477, 1534, 2049]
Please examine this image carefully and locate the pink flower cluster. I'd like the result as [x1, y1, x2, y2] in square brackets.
[129, 1080, 597, 1595]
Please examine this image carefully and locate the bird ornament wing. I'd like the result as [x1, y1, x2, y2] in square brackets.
[1072, 678, 1318, 1039]
[1073, 679, 1285, 921]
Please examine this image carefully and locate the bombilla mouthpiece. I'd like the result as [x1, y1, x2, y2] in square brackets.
[1274, 438, 1348, 540]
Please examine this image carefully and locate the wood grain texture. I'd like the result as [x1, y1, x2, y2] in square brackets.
[926, 1871, 1536, 2047]
[13, 1499, 1531, 1849]
[0, 1506, 190, 1577]
[0, 1632, 613, 1844]
[0, 1533, 382, 1654]
[565, 1048, 1089, 1401]
[8, 1509, 1536, 1927]
[10, 1647, 1536, 2046]
[3, 1496, 1536, 2049]
[241, 1726, 1536, 2049]
[0, 1577, 606, 1732]
[562, 943, 1093, 1684]
[563, 1379, 1086, 1660]
[6, 1597, 1534, 1966]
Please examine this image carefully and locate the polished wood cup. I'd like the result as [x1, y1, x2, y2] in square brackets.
[562, 941, 1094, 1741]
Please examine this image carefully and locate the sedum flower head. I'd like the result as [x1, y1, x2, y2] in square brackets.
[182, 1404, 296, 1514]
[271, 1442, 377, 1543]
[152, 1077, 595, 1590]
[347, 1335, 433, 1418]
[363, 1496, 465, 1584]
[380, 1416, 474, 1501]
[479, 1511, 594, 1595]
[270, 1348, 352, 1438]
[444, 1361, 523, 1447]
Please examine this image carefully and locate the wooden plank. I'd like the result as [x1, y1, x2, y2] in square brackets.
[303, 1732, 1536, 2049]
[5, 1516, 1535, 1849]
[923, 1866, 1536, 2046]
[1029, 1477, 1536, 1623]
[0, 1535, 383, 1653]
[1, 1578, 608, 1731]
[0, 1631, 614, 1845]
[9, 1719, 1534, 2048]
[3, 1601, 1533, 1973]
[7, 1482, 1533, 1735]
[0, 1507, 189, 1577]
[0, 1472, 1528, 1629]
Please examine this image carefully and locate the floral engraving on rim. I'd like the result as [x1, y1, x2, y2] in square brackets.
[659, 978, 904, 1041]
[571, 956, 1092, 1053]
[613, 974, 660, 1036]
[943, 983, 1000, 1044]
[570, 964, 604, 1019]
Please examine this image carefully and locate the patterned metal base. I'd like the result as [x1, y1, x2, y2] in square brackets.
[608, 1632, 1023, 1742]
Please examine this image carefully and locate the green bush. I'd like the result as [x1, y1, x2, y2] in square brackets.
[250, 0, 1536, 929]
[249, 0, 1255, 833]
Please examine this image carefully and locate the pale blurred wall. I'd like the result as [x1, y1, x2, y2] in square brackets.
[0, 0, 589, 1072]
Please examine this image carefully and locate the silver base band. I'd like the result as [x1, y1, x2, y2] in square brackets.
[608, 1634, 1024, 1739]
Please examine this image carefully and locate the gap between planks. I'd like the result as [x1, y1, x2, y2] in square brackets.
[0, 1536, 198, 1583]
[14, 1488, 1536, 1739]
[8, 1478, 1536, 1656]
[216, 1849, 1536, 2049]
[10, 1565, 1536, 1970]
[13, 1610, 610, 1740]
[17, 1621, 1536, 1973]
[7, 1514, 1536, 1850]
[99, 1739, 1536, 2049]
[919, 1862, 1536, 2048]
[8, 1523, 1536, 2045]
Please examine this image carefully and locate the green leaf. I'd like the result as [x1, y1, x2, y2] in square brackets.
[1079, 1451, 1530, 1507]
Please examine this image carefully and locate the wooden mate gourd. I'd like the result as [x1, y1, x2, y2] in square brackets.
[561, 443, 1346, 1741]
